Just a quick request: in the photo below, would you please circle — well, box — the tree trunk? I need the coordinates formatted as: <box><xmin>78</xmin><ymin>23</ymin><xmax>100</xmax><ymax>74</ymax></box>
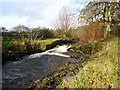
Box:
<box><xmin>104</xmin><ymin>2</ymin><xmax>111</xmax><ymax>38</ymax></box>
<box><xmin>105</xmin><ymin>22</ymin><xmax>111</xmax><ymax>38</ymax></box>
<box><xmin>104</xmin><ymin>2</ymin><xmax>114</xmax><ymax>38</ymax></box>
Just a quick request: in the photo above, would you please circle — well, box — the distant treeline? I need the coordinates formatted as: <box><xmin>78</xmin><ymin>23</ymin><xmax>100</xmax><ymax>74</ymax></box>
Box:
<box><xmin>2</xmin><ymin>26</ymin><xmax>55</xmax><ymax>40</ymax></box>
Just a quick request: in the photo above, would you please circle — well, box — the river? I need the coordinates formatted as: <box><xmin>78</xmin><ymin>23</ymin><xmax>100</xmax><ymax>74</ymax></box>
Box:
<box><xmin>2</xmin><ymin>45</ymin><xmax>80</xmax><ymax>88</ymax></box>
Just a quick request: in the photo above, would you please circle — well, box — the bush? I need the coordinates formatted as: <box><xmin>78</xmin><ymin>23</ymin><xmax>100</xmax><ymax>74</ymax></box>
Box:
<box><xmin>2</xmin><ymin>39</ymin><xmax>54</xmax><ymax>64</ymax></box>
<box><xmin>110</xmin><ymin>25</ymin><xmax>120</xmax><ymax>37</ymax></box>
<box><xmin>2</xmin><ymin>39</ymin><xmax>72</xmax><ymax>64</ymax></box>
<box><xmin>69</xmin><ymin>40</ymin><xmax>103</xmax><ymax>55</ymax></box>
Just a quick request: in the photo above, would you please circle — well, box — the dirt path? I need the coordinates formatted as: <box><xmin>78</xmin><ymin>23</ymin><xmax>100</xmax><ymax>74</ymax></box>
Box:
<box><xmin>2</xmin><ymin>45</ymin><xmax>80</xmax><ymax>88</ymax></box>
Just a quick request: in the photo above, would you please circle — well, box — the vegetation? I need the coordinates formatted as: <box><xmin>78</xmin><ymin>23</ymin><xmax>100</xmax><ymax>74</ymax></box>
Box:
<box><xmin>2</xmin><ymin>25</ymin><xmax>73</xmax><ymax>64</ymax></box>
<box><xmin>2</xmin><ymin>26</ymin><xmax>55</xmax><ymax>40</ymax></box>
<box><xmin>58</xmin><ymin>37</ymin><xmax>119</xmax><ymax>88</ymax></box>
<box><xmin>79</xmin><ymin>1</ymin><xmax>120</xmax><ymax>38</ymax></box>
<box><xmin>2</xmin><ymin>39</ymin><xmax>59</xmax><ymax>64</ymax></box>
<box><xmin>2</xmin><ymin>0</ymin><xmax>119</xmax><ymax>89</ymax></box>
<box><xmin>68</xmin><ymin>40</ymin><xmax>103</xmax><ymax>55</ymax></box>
<box><xmin>32</xmin><ymin>35</ymin><xmax>119</xmax><ymax>89</ymax></box>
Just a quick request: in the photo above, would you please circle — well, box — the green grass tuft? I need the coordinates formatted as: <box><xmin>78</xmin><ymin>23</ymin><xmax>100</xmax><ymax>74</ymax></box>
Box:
<box><xmin>58</xmin><ymin>37</ymin><xmax>119</xmax><ymax>88</ymax></box>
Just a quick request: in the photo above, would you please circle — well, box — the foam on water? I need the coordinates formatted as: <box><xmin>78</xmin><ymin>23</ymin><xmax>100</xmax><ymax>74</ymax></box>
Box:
<box><xmin>24</xmin><ymin>45</ymin><xmax>72</xmax><ymax>59</ymax></box>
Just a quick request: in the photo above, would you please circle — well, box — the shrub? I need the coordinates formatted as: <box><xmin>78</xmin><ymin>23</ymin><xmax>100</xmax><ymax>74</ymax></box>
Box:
<box><xmin>110</xmin><ymin>25</ymin><xmax>120</xmax><ymax>37</ymax></box>
<box><xmin>69</xmin><ymin>40</ymin><xmax>103</xmax><ymax>55</ymax></box>
<box><xmin>2</xmin><ymin>39</ymin><xmax>72</xmax><ymax>64</ymax></box>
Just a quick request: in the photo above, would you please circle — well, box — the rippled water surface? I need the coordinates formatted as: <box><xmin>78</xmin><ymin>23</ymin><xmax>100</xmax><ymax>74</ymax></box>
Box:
<box><xmin>2</xmin><ymin>45</ymin><xmax>80</xmax><ymax>88</ymax></box>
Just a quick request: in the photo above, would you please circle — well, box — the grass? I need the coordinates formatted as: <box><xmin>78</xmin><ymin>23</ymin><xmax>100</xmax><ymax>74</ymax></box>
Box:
<box><xmin>32</xmin><ymin>37</ymin><xmax>119</xmax><ymax>89</ymax></box>
<box><xmin>2</xmin><ymin>38</ymin><xmax>60</xmax><ymax>64</ymax></box>
<box><xmin>58</xmin><ymin>37</ymin><xmax>119</xmax><ymax>88</ymax></box>
<box><xmin>31</xmin><ymin>39</ymin><xmax>59</xmax><ymax>51</ymax></box>
<box><xmin>3</xmin><ymin>38</ymin><xmax>60</xmax><ymax>53</ymax></box>
<box><xmin>8</xmin><ymin>39</ymin><xmax>59</xmax><ymax>50</ymax></box>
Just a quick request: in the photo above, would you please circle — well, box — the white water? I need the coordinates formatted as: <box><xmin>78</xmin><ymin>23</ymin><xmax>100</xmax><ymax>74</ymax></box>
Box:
<box><xmin>24</xmin><ymin>45</ymin><xmax>72</xmax><ymax>59</ymax></box>
<box><xmin>3</xmin><ymin>44</ymin><xmax>81</xmax><ymax>88</ymax></box>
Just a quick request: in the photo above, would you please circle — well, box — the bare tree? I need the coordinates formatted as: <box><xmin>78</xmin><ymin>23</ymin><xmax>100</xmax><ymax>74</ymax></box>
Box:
<box><xmin>12</xmin><ymin>25</ymin><xmax>30</xmax><ymax>40</ymax></box>
<box><xmin>79</xmin><ymin>1</ymin><xmax>120</xmax><ymax>38</ymax></box>
<box><xmin>54</xmin><ymin>7</ymin><xmax>76</xmax><ymax>38</ymax></box>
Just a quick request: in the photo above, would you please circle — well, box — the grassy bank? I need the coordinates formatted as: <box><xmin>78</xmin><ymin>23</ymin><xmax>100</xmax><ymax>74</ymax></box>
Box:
<box><xmin>33</xmin><ymin>37</ymin><xmax>119</xmax><ymax>89</ymax></box>
<box><xmin>2</xmin><ymin>38</ymin><xmax>65</xmax><ymax>64</ymax></box>
<box><xmin>58</xmin><ymin>37</ymin><xmax>119</xmax><ymax>88</ymax></box>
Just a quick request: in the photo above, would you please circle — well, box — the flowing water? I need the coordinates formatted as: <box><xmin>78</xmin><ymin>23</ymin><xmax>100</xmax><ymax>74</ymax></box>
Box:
<box><xmin>2</xmin><ymin>45</ymin><xmax>80</xmax><ymax>88</ymax></box>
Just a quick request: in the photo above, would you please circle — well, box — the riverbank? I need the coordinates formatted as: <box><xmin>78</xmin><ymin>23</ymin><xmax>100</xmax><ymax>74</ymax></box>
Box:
<box><xmin>2</xmin><ymin>45</ymin><xmax>79</xmax><ymax>88</ymax></box>
<box><xmin>2</xmin><ymin>37</ymin><xmax>119</xmax><ymax>89</ymax></box>
<box><xmin>33</xmin><ymin>37</ymin><xmax>119</xmax><ymax>88</ymax></box>
<box><xmin>2</xmin><ymin>39</ymin><xmax>72</xmax><ymax>64</ymax></box>
<box><xmin>70</xmin><ymin>37</ymin><xmax>118</xmax><ymax>88</ymax></box>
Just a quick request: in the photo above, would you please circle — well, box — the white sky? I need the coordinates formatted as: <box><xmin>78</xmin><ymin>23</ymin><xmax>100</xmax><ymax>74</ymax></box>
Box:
<box><xmin>0</xmin><ymin>0</ymin><xmax>87</xmax><ymax>30</ymax></box>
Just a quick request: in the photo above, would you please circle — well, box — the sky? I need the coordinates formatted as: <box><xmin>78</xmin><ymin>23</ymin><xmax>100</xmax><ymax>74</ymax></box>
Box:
<box><xmin>0</xmin><ymin>0</ymin><xmax>88</xmax><ymax>30</ymax></box>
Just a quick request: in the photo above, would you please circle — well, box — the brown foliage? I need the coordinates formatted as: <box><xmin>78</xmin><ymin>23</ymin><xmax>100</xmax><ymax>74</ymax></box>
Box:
<box><xmin>85</xmin><ymin>19</ymin><xmax>105</xmax><ymax>43</ymax></box>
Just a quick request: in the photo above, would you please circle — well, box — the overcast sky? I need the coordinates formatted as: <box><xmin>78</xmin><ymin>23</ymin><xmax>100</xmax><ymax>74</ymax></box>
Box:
<box><xmin>0</xmin><ymin>0</ymin><xmax>88</xmax><ymax>30</ymax></box>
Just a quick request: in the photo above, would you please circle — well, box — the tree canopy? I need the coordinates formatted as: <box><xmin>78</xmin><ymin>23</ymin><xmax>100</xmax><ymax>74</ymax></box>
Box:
<box><xmin>79</xmin><ymin>1</ymin><xmax>120</xmax><ymax>38</ymax></box>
